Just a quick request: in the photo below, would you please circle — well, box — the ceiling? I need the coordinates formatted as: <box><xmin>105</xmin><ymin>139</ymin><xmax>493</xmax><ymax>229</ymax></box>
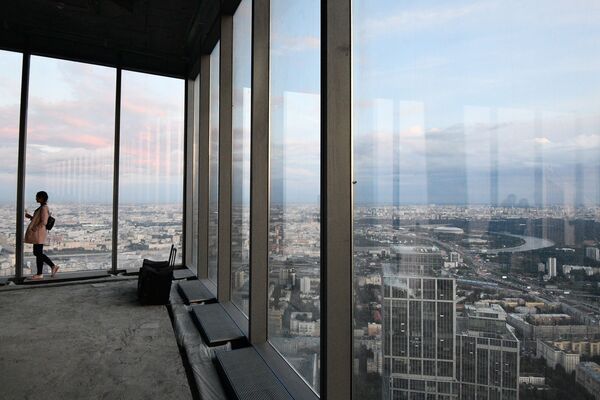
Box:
<box><xmin>0</xmin><ymin>0</ymin><xmax>227</xmax><ymax>78</ymax></box>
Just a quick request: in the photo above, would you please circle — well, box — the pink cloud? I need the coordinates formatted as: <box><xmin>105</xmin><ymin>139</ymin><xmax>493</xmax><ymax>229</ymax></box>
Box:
<box><xmin>60</xmin><ymin>115</ymin><xmax>93</xmax><ymax>129</ymax></box>
<box><xmin>121</xmin><ymin>99</ymin><xmax>167</xmax><ymax>117</ymax></box>
<box><xmin>63</xmin><ymin>133</ymin><xmax>111</xmax><ymax>148</ymax></box>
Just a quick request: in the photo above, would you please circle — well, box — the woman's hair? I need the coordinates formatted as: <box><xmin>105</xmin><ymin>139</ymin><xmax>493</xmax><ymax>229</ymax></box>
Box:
<box><xmin>36</xmin><ymin>191</ymin><xmax>48</xmax><ymax>204</ymax></box>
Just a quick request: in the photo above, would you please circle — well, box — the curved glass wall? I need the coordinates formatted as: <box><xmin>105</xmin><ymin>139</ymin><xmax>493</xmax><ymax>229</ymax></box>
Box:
<box><xmin>352</xmin><ymin>2</ymin><xmax>600</xmax><ymax>399</ymax></box>
<box><xmin>208</xmin><ymin>42</ymin><xmax>220</xmax><ymax>284</ymax></box>
<box><xmin>25</xmin><ymin>56</ymin><xmax>115</xmax><ymax>273</ymax></box>
<box><xmin>231</xmin><ymin>0</ymin><xmax>252</xmax><ymax>315</ymax></box>
<box><xmin>119</xmin><ymin>71</ymin><xmax>184</xmax><ymax>269</ymax></box>
<box><xmin>0</xmin><ymin>50</ymin><xmax>22</xmax><ymax>277</ymax></box>
<box><xmin>269</xmin><ymin>0</ymin><xmax>321</xmax><ymax>392</ymax></box>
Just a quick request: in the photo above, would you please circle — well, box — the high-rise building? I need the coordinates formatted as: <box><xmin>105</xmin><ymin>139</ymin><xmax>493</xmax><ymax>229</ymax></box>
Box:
<box><xmin>384</xmin><ymin>277</ymin><xmax>520</xmax><ymax>400</ymax></box>
<box><xmin>586</xmin><ymin>247</ymin><xmax>600</xmax><ymax>262</ymax></box>
<box><xmin>577</xmin><ymin>362</ymin><xmax>600</xmax><ymax>400</ymax></box>
<box><xmin>383</xmin><ymin>276</ymin><xmax>456</xmax><ymax>399</ymax></box>
<box><xmin>234</xmin><ymin>270</ymin><xmax>246</xmax><ymax>289</ymax></box>
<box><xmin>456</xmin><ymin>304</ymin><xmax>520</xmax><ymax>400</ymax></box>
<box><xmin>547</xmin><ymin>257</ymin><xmax>557</xmax><ymax>277</ymax></box>
<box><xmin>300</xmin><ymin>276</ymin><xmax>311</xmax><ymax>294</ymax></box>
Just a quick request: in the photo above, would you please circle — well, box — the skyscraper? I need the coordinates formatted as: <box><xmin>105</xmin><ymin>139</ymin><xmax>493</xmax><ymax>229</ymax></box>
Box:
<box><xmin>383</xmin><ymin>273</ymin><xmax>456</xmax><ymax>399</ymax></box>
<box><xmin>547</xmin><ymin>257</ymin><xmax>557</xmax><ymax>278</ymax></box>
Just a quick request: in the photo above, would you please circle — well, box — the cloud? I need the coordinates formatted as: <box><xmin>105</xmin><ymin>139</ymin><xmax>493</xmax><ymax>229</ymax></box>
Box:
<box><xmin>574</xmin><ymin>134</ymin><xmax>600</xmax><ymax>149</ymax></box>
<box><xmin>361</xmin><ymin>1</ymin><xmax>494</xmax><ymax>40</ymax></box>
<box><xmin>534</xmin><ymin>137</ymin><xmax>551</xmax><ymax>145</ymax></box>
<box><xmin>271</xmin><ymin>35</ymin><xmax>320</xmax><ymax>54</ymax></box>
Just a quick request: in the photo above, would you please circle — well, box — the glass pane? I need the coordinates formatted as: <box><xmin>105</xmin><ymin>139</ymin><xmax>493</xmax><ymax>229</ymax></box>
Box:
<box><xmin>208</xmin><ymin>42</ymin><xmax>220</xmax><ymax>284</ymax></box>
<box><xmin>0</xmin><ymin>50</ymin><xmax>21</xmax><ymax>277</ymax></box>
<box><xmin>269</xmin><ymin>0</ymin><xmax>321</xmax><ymax>392</ymax></box>
<box><xmin>119</xmin><ymin>71</ymin><xmax>184</xmax><ymax>269</ymax></box>
<box><xmin>25</xmin><ymin>56</ymin><xmax>114</xmax><ymax>274</ymax></box>
<box><xmin>231</xmin><ymin>0</ymin><xmax>252</xmax><ymax>316</ymax></box>
<box><xmin>352</xmin><ymin>1</ymin><xmax>600</xmax><ymax>399</ymax></box>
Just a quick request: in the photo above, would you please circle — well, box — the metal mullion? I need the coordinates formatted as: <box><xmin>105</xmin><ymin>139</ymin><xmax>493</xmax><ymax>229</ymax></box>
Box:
<box><xmin>198</xmin><ymin>55</ymin><xmax>211</xmax><ymax>280</ymax></box>
<box><xmin>321</xmin><ymin>0</ymin><xmax>353</xmax><ymax>399</ymax></box>
<box><xmin>111</xmin><ymin>68</ymin><xmax>121</xmax><ymax>274</ymax></box>
<box><xmin>184</xmin><ymin>77</ymin><xmax>195</xmax><ymax>269</ymax></box>
<box><xmin>249</xmin><ymin>0</ymin><xmax>270</xmax><ymax>345</ymax></box>
<box><xmin>15</xmin><ymin>53</ymin><xmax>30</xmax><ymax>281</ymax></box>
<box><xmin>218</xmin><ymin>14</ymin><xmax>234</xmax><ymax>302</ymax></box>
<box><xmin>194</xmin><ymin>75</ymin><xmax>201</xmax><ymax>275</ymax></box>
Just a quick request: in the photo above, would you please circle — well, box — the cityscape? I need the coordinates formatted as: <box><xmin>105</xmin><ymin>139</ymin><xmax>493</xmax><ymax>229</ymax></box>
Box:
<box><xmin>0</xmin><ymin>203</ymin><xmax>182</xmax><ymax>277</ymax></box>
<box><xmin>4</xmin><ymin>199</ymin><xmax>600</xmax><ymax>398</ymax></box>
<box><xmin>234</xmin><ymin>203</ymin><xmax>600</xmax><ymax>399</ymax></box>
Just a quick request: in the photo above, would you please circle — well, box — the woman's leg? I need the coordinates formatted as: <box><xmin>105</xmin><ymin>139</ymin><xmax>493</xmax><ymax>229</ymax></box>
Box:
<box><xmin>33</xmin><ymin>244</ymin><xmax>44</xmax><ymax>275</ymax></box>
<box><xmin>37</xmin><ymin>245</ymin><xmax>59</xmax><ymax>276</ymax></box>
<box><xmin>40</xmin><ymin>248</ymin><xmax>55</xmax><ymax>268</ymax></box>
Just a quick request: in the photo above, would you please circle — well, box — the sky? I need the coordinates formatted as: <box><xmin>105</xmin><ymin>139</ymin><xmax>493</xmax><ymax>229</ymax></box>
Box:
<box><xmin>2</xmin><ymin>0</ymin><xmax>600</xmax><ymax>206</ymax></box>
<box><xmin>0</xmin><ymin>52</ymin><xmax>184</xmax><ymax>205</ymax></box>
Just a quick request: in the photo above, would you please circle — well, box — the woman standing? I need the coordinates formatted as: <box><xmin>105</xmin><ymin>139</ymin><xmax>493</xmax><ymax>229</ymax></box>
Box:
<box><xmin>24</xmin><ymin>191</ymin><xmax>59</xmax><ymax>280</ymax></box>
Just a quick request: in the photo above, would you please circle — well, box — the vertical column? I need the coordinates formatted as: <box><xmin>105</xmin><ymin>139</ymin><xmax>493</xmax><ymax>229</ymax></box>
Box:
<box><xmin>184</xmin><ymin>77</ymin><xmax>196</xmax><ymax>268</ymax></box>
<box><xmin>218</xmin><ymin>14</ymin><xmax>234</xmax><ymax>301</ymax></box>
<box><xmin>321</xmin><ymin>0</ymin><xmax>353</xmax><ymax>398</ymax></box>
<box><xmin>193</xmin><ymin>76</ymin><xmax>201</xmax><ymax>274</ymax></box>
<box><xmin>15</xmin><ymin>53</ymin><xmax>30</xmax><ymax>280</ymax></box>
<box><xmin>198</xmin><ymin>55</ymin><xmax>211</xmax><ymax>279</ymax></box>
<box><xmin>111</xmin><ymin>68</ymin><xmax>121</xmax><ymax>274</ymax></box>
<box><xmin>249</xmin><ymin>0</ymin><xmax>270</xmax><ymax>344</ymax></box>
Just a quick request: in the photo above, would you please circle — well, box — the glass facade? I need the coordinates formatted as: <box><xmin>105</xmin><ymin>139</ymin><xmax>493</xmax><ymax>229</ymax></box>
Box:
<box><xmin>353</xmin><ymin>1</ymin><xmax>600</xmax><ymax>399</ymax></box>
<box><xmin>25</xmin><ymin>56</ymin><xmax>115</xmax><ymax>273</ymax></box>
<box><xmin>268</xmin><ymin>0</ymin><xmax>321</xmax><ymax>392</ymax></box>
<box><xmin>208</xmin><ymin>42</ymin><xmax>220</xmax><ymax>284</ymax></box>
<box><xmin>6</xmin><ymin>2</ymin><xmax>600</xmax><ymax>398</ymax></box>
<box><xmin>231</xmin><ymin>0</ymin><xmax>252</xmax><ymax>315</ymax></box>
<box><xmin>119</xmin><ymin>71</ymin><xmax>184</xmax><ymax>269</ymax></box>
<box><xmin>0</xmin><ymin>50</ymin><xmax>21</xmax><ymax>277</ymax></box>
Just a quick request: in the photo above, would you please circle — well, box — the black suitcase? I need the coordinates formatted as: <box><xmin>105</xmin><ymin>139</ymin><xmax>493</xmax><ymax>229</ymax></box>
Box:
<box><xmin>137</xmin><ymin>245</ymin><xmax>176</xmax><ymax>305</ymax></box>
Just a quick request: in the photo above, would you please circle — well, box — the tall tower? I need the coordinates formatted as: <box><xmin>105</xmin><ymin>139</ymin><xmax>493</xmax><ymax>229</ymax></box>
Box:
<box><xmin>383</xmin><ymin>245</ymin><xmax>457</xmax><ymax>399</ymax></box>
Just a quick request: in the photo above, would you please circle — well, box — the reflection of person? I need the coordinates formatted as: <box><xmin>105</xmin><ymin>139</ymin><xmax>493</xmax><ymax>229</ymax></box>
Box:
<box><xmin>24</xmin><ymin>191</ymin><xmax>59</xmax><ymax>280</ymax></box>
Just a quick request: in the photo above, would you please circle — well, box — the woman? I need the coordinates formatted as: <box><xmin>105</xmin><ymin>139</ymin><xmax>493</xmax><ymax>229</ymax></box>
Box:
<box><xmin>24</xmin><ymin>191</ymin><xmax>59</xmax><ymax>280</ymax></box>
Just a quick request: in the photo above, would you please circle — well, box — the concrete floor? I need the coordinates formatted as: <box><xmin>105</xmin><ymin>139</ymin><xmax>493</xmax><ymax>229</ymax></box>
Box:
<box><xmin>0</xmin><ymin>280</ymin><xmax>193</xmax><ymax>400</ymax></box>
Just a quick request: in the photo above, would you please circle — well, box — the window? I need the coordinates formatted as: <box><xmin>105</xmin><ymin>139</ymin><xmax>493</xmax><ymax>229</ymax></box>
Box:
<box><xmin>269</xmin><ymin>0</ymin><xmax>321</xmax><ymax>392</ymax></box>
<box><xmin>231</xmin><ymin>0</ymin><xmax>252</xmax><ymax>315</ymax></box>
<box><xmin>352</xmin><ymin>1</ymin><xmax>600</xmax><ymax>399</ymax></box>
<box><xmin>208</xmin><ymin>42</ymin><xmax>220</xmax><ymax>284</ymax></box>
<box><xmin>0</xmin><ymin>50</ymin><xmax>21</xmax><ymax>277</ymax></box>
<box><xmin>119</xmin><ymin>71</ymin><xmax>184</xmax><ymax>269</ymax></box>
<box><xmin>25</xmin><ymin>56</ymin><xmax>115</xmax><ymax>273</ymax></box>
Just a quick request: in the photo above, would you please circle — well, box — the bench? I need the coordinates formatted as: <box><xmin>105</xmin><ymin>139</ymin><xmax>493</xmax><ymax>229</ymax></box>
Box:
<box><xmin>215</xmin><ymin>347</ymin><xmax>293</xmax><ymax>400</ymax></box>
<box><xmin>173</xmin><ymin>267</ymin><xmax>196</xmax><ymax>280</ymax></box>
<box><xmin>190</xmin><ymin>303</ymin><xmax>246</xmax><ymax>348</ymax></box>
<box><xmin>177</xmin><ymin>280</ymin><xmax>216</xmax><ymax>304</ymax></box>
<box><xmin>169</xmin><ymin>287</ymin><xmax>228</xmax><ymax>400</ymax></box>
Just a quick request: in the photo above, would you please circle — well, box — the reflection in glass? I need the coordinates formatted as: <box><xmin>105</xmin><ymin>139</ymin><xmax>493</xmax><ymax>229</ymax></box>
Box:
<box><xmin>119</xmin><ymin>71</ymin><xmax>184</xmax><ymax>269</ymax></box>
<box><xmin>0</xmin><ymin>50</ymin><xmax>21</xmax><ymax>276</ymax></box>
<box><xmin>268</xmin><ymin>0</ymin><xmax>321</xmax><ymax>392</ymax></box>
<box><xmin>353</xmin><ymin>1</ymin><xmax>600</xmax><ymax>399</ymax></box>
<box><xmin>208</xmin><ymin>42</ymin><xmax>220</xmax><ymax>284</ymax></box>
<box><xmin>231</xmin><ymin>0</ymin><xmax>252</xmax><ymax>315</ymax></box>
<box><xmin>25</xmin><ymin>56</ymin><xmax>115</xmax><ymax>273</ymax></box>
